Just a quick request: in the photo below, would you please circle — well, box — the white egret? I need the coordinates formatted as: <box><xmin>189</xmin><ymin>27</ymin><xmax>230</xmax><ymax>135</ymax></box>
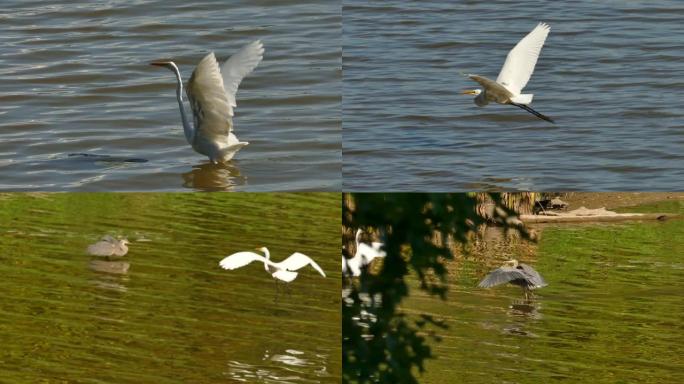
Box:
<box><xmin>461</xmin><ymin>23</ymin><xmax>554</xmax><ymax>123</ymax></box>
<box><xmin>218</xmin><ymin>247</ymin><xmax>326</xmax><ymax>283</ymax></box>
<box><xmin>151</xmin><ymin>40</ymin><xmax>264</xmax><ymax>163</ymax></box>
<box><xmin>342</xmin><ymin>229</ymin><xmax>386</xmax><ymax>277</ymax></box>
<box><xmin>87</xmin><ymin>235</ymin><xmax>129</xmax><ymax>257</ymax></box>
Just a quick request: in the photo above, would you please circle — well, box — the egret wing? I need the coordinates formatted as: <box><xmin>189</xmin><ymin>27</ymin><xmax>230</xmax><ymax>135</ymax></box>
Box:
<box><xmin>188</xmin><ymin>52</ymin><xmax>234</xmax><ymax>140</ymax></box>
<box><xmin>496</xmin><ymin>22</ymin><xmax>550</xmax><ymax>95</ymax></box>
<box><xmin>272</xmin><ymin>269</ymin><xmax>298</xmax><ymax>283</ymax></box>
<box><xmin>357</xmin><ymin>242</ymin><xmax>386</xmax><ymax>264</ymax></box>
<box><xmin>478</xmin><ymin>266</ymin><xmax>526</xmax><ymax>288</ymax></box>
<box><xmin>281</xmin><ymin>252</ymin><xmax>326</xmax><ymax>277</ymax></box>
<box><xmin>219</xmin><ymin>251</ymin><xmax>268</xmax><ymax>270</ymax></box>
<box><xmin>220</xmin><ymin>40</ymin><xmax>264</xmax><ymax>117</ymax></box>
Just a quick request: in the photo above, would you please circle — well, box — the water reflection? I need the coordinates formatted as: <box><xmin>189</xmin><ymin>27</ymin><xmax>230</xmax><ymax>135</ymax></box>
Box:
<box><xmin>181</xmin><ymin>162</ymin><xmax>246</xmax><ymax>191</ymax></box>
<box><xmin>227</xmin><ymin>348</ymin><xmax>329</xmax><ymax>384</ymax></box>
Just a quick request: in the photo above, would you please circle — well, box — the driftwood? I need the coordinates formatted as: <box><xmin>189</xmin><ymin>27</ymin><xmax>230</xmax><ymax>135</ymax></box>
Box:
<box><xmin>520</xmin><ymin>207</ymin><xmax>676</xmax><ymax>224</ymax></box>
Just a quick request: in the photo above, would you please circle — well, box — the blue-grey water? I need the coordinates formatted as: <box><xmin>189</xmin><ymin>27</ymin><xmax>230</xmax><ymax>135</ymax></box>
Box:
<box><xmin>343</xmin><ymin>0</ymin><xmax>684</xmax><ymax>191</ymax></box>
<box><xmin>0</xmin><ymin>0</ymin><xmax>340</xmax><ymax>191</ymax></box>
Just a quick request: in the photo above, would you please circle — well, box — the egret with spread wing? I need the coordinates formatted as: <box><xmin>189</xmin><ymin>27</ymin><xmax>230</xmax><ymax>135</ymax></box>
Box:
<box><xmin>478</xmin><ymin>259</ymin><xmax>547</xmax><ymax>300</ymax></box>
<box><xmin>219</xmin><ymin>247</ymin><xmax>326</xmax><ymax>283</ymax></box>
<box><xmin>151</xmin><ymin>40</ymin><xmax>264</xmax><ymax>163</ymax></box>
<box><xmin>342</xmin><ymin>229</ymin><xmax>386</xmax><ymax>277</ymax></box>
<box><xmin>461</xmin><ymin>23</ymin><xmax>554</xmax><ymax>123</ymax></box>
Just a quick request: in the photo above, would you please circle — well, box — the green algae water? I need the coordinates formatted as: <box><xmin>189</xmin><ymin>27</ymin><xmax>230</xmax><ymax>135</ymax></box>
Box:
<box><xmin>403</xmin><ymin>200</ymin><xmax>684</xmax><ymax>383</ymax></box>
<box><xmin>0</xmin><ymin>193</ymin><xmax>340</xmax><ymax>383</ymax></box>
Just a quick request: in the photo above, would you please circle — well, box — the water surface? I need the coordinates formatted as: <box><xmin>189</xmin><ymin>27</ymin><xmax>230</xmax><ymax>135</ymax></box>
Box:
<box><xmin>402</xmin><ymin>201</ymin><xmax>684</xmax><ymax>382</ymax></box>
<box><xmin>343</xmin><ymin>0</ymin><xmax>684</xmax><ymax>190</ymax></box>
<box><xmin>0</xmin><ymin>193</ymin><xmax>341</xmax><ymax>383</ymax></box>
<box><xmin>0</xmin><ymin>0</ymin><xmax>341</xmax><ymax>191</ymax></box>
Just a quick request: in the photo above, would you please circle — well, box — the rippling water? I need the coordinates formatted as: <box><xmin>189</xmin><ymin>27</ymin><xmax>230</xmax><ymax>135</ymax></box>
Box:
<box><xmin>0</xmin><ymin>193</ymin><xmax>341</xmax><ymax>382</ymax></box>
<box><xmin>401</xmin><ymin>201</ymin><xmax>684</xmax><ymax>383</ymax></box>
<box><xmin>0</xmin><ymin>0</ymin><xmax>341</xmax><ymax>191</ymax></box>
<box><xmin>343</xmin><ymin>0</ymin><xmax>684</xmax><ymax>191</ymax></box>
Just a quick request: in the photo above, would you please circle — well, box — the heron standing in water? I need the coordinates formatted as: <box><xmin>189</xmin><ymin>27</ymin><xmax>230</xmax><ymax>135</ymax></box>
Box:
<box><xmin>150</xmin><ymin>40</ymin><xmax>264</xmax><ymax>163</ymax></box>
<box><xmin>87</xmin><ymin>235</ymin><xmax>129</xmax><ymax>257</ymax></box>
<box><xmin>478</xmin><ymin>259</ymin><xmax>547</xmax><ymax>300</ymax></box>
<box><xmin>461</xmin><ymin>22</ymin><xmax>554</xmax><ymax>123</ymax></box>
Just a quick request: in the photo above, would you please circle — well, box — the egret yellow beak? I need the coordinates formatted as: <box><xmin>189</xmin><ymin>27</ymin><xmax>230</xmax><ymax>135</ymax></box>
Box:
<box><xmin>461</xmin><ymin>89</ymin><xmax>478</xmax><ymax>95</ymax></box>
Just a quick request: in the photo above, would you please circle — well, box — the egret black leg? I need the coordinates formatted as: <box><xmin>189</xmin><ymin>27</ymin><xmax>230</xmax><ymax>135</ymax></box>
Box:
<box><xmin>509</xmin><ymin>102</ymin><xmax>555</xmax><ymax>123</ymax></box>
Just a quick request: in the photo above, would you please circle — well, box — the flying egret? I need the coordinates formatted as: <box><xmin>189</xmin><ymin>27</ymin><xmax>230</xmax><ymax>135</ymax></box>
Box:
<box><xmin>342</xmin><ymin>229</ymin><xmax>386</xmax><ymax>277</ymax></box>
<box><xmin>478</xmin><ymin>259</ymin><xmax>547</xmax><ymax>300</ymax></box>
<box><xmin>87</xmin><ymin>235</ymin><xmax>129</xmax><ymax>257</ymax></box>
<box><xmin>218</xmin><ymin>247</ymin><xmax>326</xmax><ymax>283</ymax></box>
<box><xmin>461</xmin><ymin>23</ymin><xmax>554</xmax><ymax>123</ymax></box>
<box><xmin>150</xmin><ymin>40</ymin><xmax>264</xmax><ymax>163</ymax></box>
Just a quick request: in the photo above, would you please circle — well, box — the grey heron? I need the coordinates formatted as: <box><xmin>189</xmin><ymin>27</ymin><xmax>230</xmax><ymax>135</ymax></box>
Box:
<box><xmin>478</xmin><ymin>259</ymin><xmax>547</xmax><ymax>299</ymax></box>
<box><xmin>342</xmin><ymin>229</ymin><xmax>386</xmax><ymax>277</ymax></box>
<box><xmin>219</xmin><ymin>247</ymin><xmax>326</xmax><ymax>283</ymax></box>
<box><xmin>461</xmin><ymin>23</ymin><xmax>554</xmax><ymax>123</ymax></box>
<box><xmin>87</xmin><ymin>235</ymin><xmax>129</xmax><ymax>257</ymax></box>
<box><xmin>151</xmin><ymin>40</ymin><xmax>264</xmax><ymax>163</ymax></box>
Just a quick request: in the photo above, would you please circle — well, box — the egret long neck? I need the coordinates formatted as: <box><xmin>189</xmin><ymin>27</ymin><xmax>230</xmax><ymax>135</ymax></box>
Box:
<box><xmin>170</xmin><ymin>64</ymin><xmax>195</xmax><ymax>145</ymax></box>
<box><xmin>263</xmin><ymin>248</ymin><xmax>271</xmax><ymax>272</ymax></box>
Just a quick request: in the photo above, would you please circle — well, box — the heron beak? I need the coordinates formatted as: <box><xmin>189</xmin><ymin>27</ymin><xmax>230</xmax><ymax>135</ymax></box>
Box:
<box><xmin>461</xmin><ymin>89</ymin><xmax>478</xmax><ymax>95</ymax></box>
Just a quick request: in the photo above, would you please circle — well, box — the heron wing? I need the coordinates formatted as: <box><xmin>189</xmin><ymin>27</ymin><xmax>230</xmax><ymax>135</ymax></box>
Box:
<box><xmin>188</xmin><ymin>52</ymin><xmax>234</xmax><ymax>139</ymax></box>
<box><xmin>218</xmin><ymin>251</ymin><xmax>268</xmax><ymax>270</ymax></box>
<box><xmin>478</xmin><ymin>266</ymin><xmax>526</xmax><ymax>288</ymax></box>
<box><xmin>280</xmin><ymin>252</ymin><xmax>326</xmax><ymax>277</ymax></box>
<box><xmin>220</xmin><ymin>40</ymin><xmax>264</xmax><ymax>117</ymax></box>
<box><xmin>518</xmin><ymin>263</ymin><xmax>547</xmax><ymax>288</ymax></box>
<box><xmin>496</xmin><ymin>22</ymin><xmax>550</xmax><ymax>95</ymax></box>
<box><xmin>87</xmin><ymin>241</ymin><xmax>115</xmax><ymax>256</ymax></box>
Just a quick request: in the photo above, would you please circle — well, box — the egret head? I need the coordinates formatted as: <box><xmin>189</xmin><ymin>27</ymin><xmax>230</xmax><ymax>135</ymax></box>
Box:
<box><xmin>120</xmin><ymin>239</ymin><xmax>130</xmax><ymax>246</ymax></box>
<box><xmin>255</xmin><ymin>246</ymin><xmax>269</xmax><ymax>258</ymax></box>
<box><xmin>461</xmin><ymin>89</ymin><xmax>482</xmax><ymax>96</ymax></box>
<box><xmin>149</xmin><ymin>60</ymin><xmax>179</xmax><ymax>73</ymax></box>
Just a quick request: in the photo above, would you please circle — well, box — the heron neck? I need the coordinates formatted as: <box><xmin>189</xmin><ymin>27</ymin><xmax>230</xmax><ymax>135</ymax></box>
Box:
<box><xmin>171</xmin><ymin>66</ymin><xmax>195</xmax><ymax>145</ymax></box>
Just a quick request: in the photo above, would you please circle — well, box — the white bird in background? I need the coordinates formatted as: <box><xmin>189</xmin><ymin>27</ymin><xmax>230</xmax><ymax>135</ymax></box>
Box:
<box><xmin>342</xmin><ymin>229</ymin><xmax>386</xmax><ymax>277</ymax></box>
<box><xmin>461</xmin><ymin>22</ymin><xmax>554</xmax><ymax>123</ymax></box>
<box><xmin>150</xmin><ymin>40</ymin><xmax>264</xmax><ymax>163</ymax></box>
<box><xmin>219</xmin><ymin>247</ymin><xmax>326</xmax><ymax>283</ymax></box>
<box><xmin>87</xmin><ymin>235</ymin><xmax>130</xmax><ymax>257</ymax></box>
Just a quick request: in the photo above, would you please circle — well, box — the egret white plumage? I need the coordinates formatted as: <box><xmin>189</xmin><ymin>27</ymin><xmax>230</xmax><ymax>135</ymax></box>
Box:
<box><xmin>87</xmin><ymin>235</ymin><xmax>129</xmax><ymax>257</ymax></box>
<box><xmin>478</xmin><ymin>259</ymin><xmax>547</xmax><ymax>300</ymax></box>
<box><xmin>219</xmin><ymin>247</ymin><xmax>326</xmax><ymax>283</ymax></box>
<box><xmin>461</xmin><ymin>23</ymin><xmax>554</xmax><ymax>123</ymax></box>
<box><xmin>151</xmin><ymin>40</ymin><xmax>264</xmax><ymax>163</ymax></box>
<box><xmin>342</xmin><ymin>229</ymin><xmax>386</xmax><ymax>277</ymax></box>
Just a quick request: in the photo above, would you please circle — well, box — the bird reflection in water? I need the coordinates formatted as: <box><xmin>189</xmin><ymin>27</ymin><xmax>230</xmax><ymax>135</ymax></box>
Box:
<box><xmin>87</xmin><ymin>235</ymin><xmax>131</xmax><ymax>292</ymax></box>
<box><xmin>226</xmin><ymin>348</ymin><xmax>328</xmax><ymax>383</ymax></box>
<box><xmin>181</xmin><ymin>162</ymin><xmax>246</xmax><ymax>191</ymax></box>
